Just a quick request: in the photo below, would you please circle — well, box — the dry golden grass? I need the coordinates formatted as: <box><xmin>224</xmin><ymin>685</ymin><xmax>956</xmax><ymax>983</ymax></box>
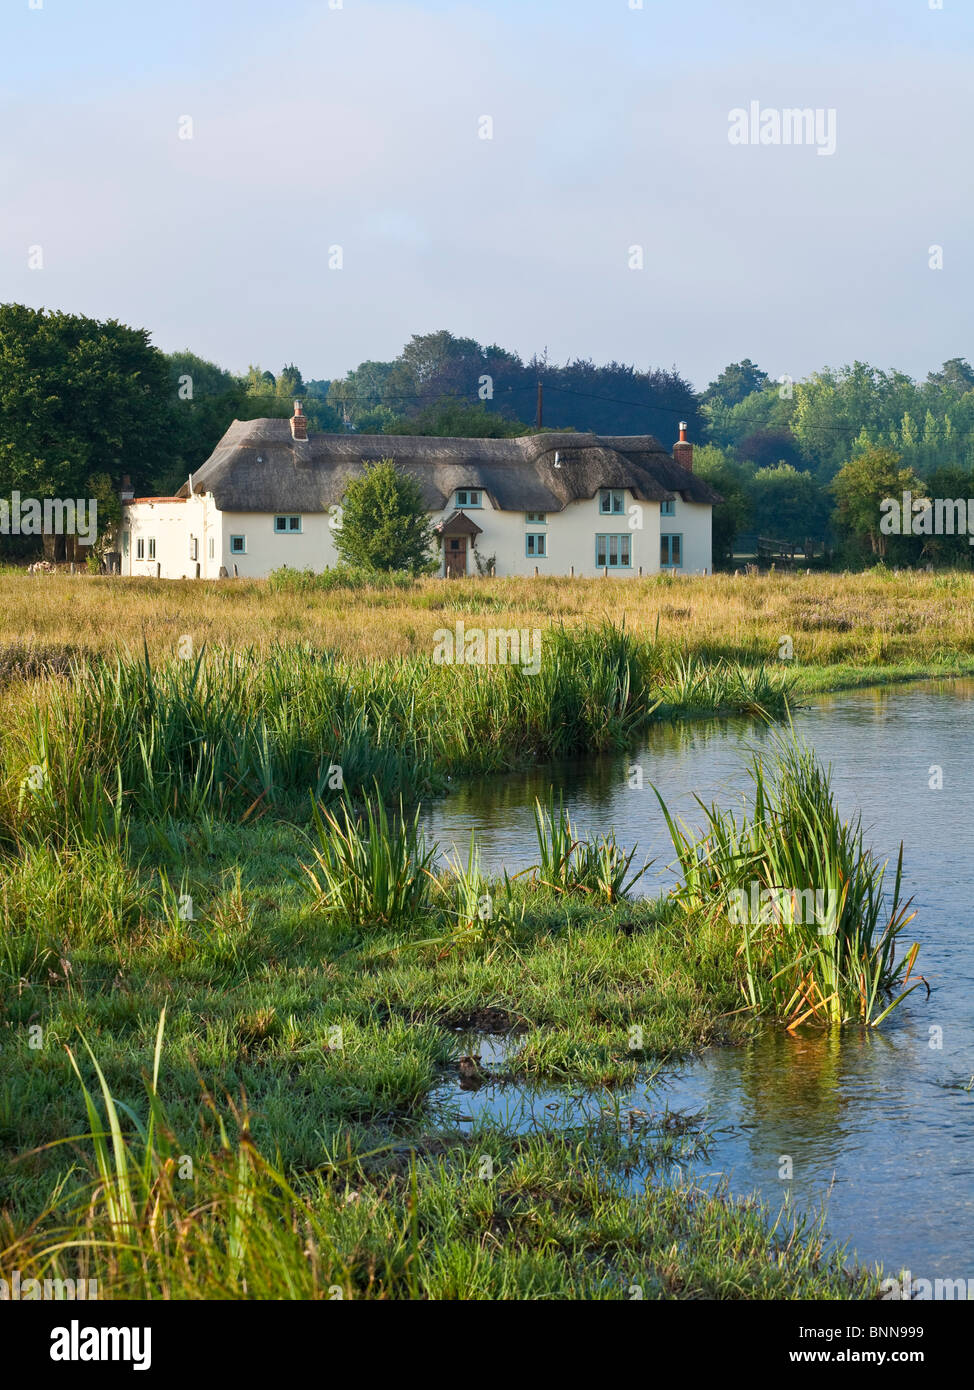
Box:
<box><xmin>3</xmin><ymin>568</ymin><xmax>974</xmax><ymax>678</ymax></box>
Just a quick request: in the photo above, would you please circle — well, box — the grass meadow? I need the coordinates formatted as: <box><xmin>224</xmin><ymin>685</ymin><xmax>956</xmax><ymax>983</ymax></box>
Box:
<box><xmin>0</xmin><ymin>566</ymin><xmax>956</xmax><ymax>1299</ymax></box>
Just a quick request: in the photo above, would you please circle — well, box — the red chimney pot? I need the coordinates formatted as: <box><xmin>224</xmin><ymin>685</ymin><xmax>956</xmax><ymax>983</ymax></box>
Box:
<box><xmin>673</xmin><ymin>422</ymin><xmax>693</xmax><ymax>471</ymax></box>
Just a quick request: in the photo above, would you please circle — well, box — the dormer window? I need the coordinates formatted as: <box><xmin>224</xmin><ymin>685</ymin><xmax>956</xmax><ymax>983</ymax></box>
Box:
<box><xmin>661</xmin><ymin>499</ymin><xmax>676</xmax><ymax>516</ymax></box>
<box><xmin>599</xmin><ymin>489</ymin><xmax>625</xmax><ymax>515</ymax></box>
<box><xmin>455</xmin><ymin>489</ymin><xmax>482</xmax><ymax>509</ymax></box>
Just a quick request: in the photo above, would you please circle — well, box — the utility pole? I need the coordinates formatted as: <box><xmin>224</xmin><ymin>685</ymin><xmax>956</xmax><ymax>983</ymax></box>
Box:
<box><xmin>536</xmin><ymin>380</ymin><xmax>543</xmax><ymax>429</ymax></box>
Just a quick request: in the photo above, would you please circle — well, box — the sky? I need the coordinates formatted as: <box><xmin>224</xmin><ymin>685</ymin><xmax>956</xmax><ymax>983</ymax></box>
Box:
<box><xmin>1</xmin><ymin>0</ymin><xmax>973</xmax><ymax>391</ymax></box>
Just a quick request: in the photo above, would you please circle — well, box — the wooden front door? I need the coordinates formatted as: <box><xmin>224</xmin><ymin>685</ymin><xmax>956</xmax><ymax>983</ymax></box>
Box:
<box><xmin>444</xmin><ymin>536</ymin><xmax>467</xmax><ymax>577</ymax></box>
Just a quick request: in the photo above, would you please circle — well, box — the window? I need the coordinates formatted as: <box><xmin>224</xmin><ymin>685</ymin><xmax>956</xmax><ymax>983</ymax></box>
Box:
<box><xmin>595</xmin><ymin>534</ymin><xmax>631</xmax><ymax>568</ymax></box>
<box><xmin>455</xmin><ymin>489</ymin><xmax>482</xmax><ymax>508</ymax></box>
<box><xmin>661</xmin><ymin>499</ymin><xmax>676</xmax><ymax>516</ymax></box>
<box><xmin>122</xmin><ymin>532</ymin><xmax>130</xmax><ymax>555</ymax></box>
<box><xmin>208</xmin><ymin>537</ymin><xmax>215</xmax><ymax>560</ymax></box>
<box><xmin>230</xmin><ymin>535</ymin><xmax>246</xmax><ymax>555</ymax></box>
<box><xmin>148</xmin><ymin>538</ymin><xmax>156</xmax><ymax>561</ymax></box>
<box><xmin>274</xmin><ymin>515</ymin><xmax>302</xmax><ymax>533</ymax></box>
<box><xmin>660</xmin><ymin>534</ymin><xmax>682</xmax><ymax>568</ymax></box>
<box><xmin>189</xmin><ymin>536</ymin><xmax>198</xmax><ymax>562</ymax></box>
<box><xmin>526</xmin><ymin>533</ymin><xmax>547</xmax><ymax>558</ymax></box>
<box><xmin>599</xmin><ymin>489</ymin><xmax>625</xmax><ymax>516</ymax></box>
<box><xmin>136</xmin><ymin>537</ymin><xmax>144</xmax><ymax>560</ymax></box>
<box><xmin>525</xmin><ymin>511</ymin><xmax>547</xmax><ymax>524</ymax></box>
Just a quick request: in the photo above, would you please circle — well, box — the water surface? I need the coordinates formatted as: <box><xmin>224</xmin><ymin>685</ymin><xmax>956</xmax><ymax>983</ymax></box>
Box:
<box><xmin>422</xmin><ymin>679</ymin><xmax>974</xmax><ymax>1280</ymax></box>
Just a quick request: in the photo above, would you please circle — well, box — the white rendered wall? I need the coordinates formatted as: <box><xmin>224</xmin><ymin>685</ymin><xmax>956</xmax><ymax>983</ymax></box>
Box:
<box><xmin>122</xmin><ymin>487</ymin><xmax>712</xmax><ymax>579</ymax></box>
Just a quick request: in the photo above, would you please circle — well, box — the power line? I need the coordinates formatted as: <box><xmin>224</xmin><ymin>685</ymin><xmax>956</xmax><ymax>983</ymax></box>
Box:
<box><xmin>241</xmin><ymin>381</ymin><xmax>963</xmax><ymax>439</ymax></box>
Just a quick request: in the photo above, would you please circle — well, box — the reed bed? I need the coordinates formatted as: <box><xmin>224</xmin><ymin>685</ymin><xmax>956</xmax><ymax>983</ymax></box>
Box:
<box><xmin>0</xmin><ymin>625</ymin><xmax>791</xmax><ymax>840</ymax></box>
<box><xmin>656</xmin><ymin>732</ymin><xmax>923</xmax><ymax>1027</ymax></box>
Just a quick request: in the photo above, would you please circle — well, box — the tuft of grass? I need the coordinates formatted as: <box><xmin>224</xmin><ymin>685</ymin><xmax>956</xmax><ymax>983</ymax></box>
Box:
<box><xmin>302</xmin><ymin>790</ymin><xmax>436</xmax><ymax>931</ymax></box>
<box><xmin>532</xmin><ymin>792</ymin><xmax>651</xmax><ymax>904</ymax></box>
<box><xmin>655</xmin><ymin>729</ymin><xmax>923</xmax><ymax>1027</ymax></box>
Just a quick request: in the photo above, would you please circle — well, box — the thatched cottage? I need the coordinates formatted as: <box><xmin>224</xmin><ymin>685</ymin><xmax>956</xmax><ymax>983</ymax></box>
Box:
<box><xmin>120</xmin><ymin>405</ymin><xmax>718</xmax><ymax>579</ymax></box>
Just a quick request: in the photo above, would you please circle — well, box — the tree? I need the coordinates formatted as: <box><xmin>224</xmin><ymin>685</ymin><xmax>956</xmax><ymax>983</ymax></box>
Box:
<box><xmin>386</xmin><ymin>398</ymin><xmax>528</xmax><ymax>438</ymax></box>
<box><xmin>702</xmin><ymin>359</ymin><xmax>769</xmax><ymax>409</ymax></box>
<box><xmin>748</xmin><ymin>464</ymin><xmax>830</xmax><ymax>554</ymax></box>
<box><xmin>0</xmin><ymin>302</ymin><xmax>170</xmax><ymax>507</ymax></box>
<box><xmin>694</xmin><ymin>444</ymin><xmax>749</xmax><ymax>567</ymax></box>
<box><xmin>334</xmin><ymin>459</ymin><xmax>437</xmax><ymax>574</ymax></box>
<box><xmin>276</xmin><ymin>362</ymin><xmax>305</xmax><ymax>399</ymax></box>
<box><xmin>927</xmin><ymin>358</ymin><xmax>974</xmax><ymax>393</ymax></box>
<box><xmin>737</xmin><ymin>426</ymin><xmax>804</xmax><ymax>471</ymax></box>
<box><xmin>831</xmin><ymin>447</ymin><xmax>920</xmax><ymax>557</ymax></box>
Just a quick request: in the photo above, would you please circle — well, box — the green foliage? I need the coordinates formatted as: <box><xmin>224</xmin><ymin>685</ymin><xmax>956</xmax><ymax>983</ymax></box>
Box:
<box><xmin>749</xmin><ymin>463</ymin><xmax>831</xmax><ymax>550</ymax></box>
<box><xmin>334</xmin><ymin>458</ymin><xmax>438</xmax><ymax>574</ymax></box>
<box><xmin>702</xmin><ymin>358</ymin><xmax>770</xmax><ymax>408</ymax></box>
<box><xmin>831</xmin><ymin>446</ymin><xmax>921</xmax><ymax>557</ymax></box>
<box><xmin>0</xmin><ymin>303</ymin><xmax>170</xmax><ymax>501</ymax></box>
<box><xmin>3</xmin><ymin>628</ymin><xmax>792</xmax><ymax>844</ymax></box>
<box><xmin>303</xmin><ymin>791</ymin><xmax>435</xmax><ymax>930</ymax></box>
<box><xmin>656</xmin><ymin>731</ymin><xmax>922</xmax><ymax>1026</ymax></box>
<box><xmin>693</xmin><ymin>444</ymin><xmax>750</xmax><ymax>564</ymax></box>
<box><xmin>266</xmin><ymin>564</ymin><xmax>415</xmax><ymax>593</ymax></box>
<box><xmin>532</xmin><ymin>793</ymin><xmax>650</xmax><ymax>903</ymax></box>
<box><xmin>385</xmin><ymin>398</ymin><xmax>528</xmax><ymax>438</ymax></box>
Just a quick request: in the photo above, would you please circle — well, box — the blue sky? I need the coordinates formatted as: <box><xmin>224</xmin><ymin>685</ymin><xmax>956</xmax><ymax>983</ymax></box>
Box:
<box><xmin>2</xmin><ymin>0</ymin><xmax>973</xmax><ymax>391</ymax></box>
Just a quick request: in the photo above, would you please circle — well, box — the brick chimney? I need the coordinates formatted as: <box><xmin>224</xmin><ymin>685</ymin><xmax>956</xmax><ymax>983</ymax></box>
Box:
<box><xmin>673</xmin><ymin>421</ymin><xmax>693</xmax><ymax>471</ymax></box>
<box><xmin>120</xmin><ymin>474</ymin><xmax>134</xmax><ymax>502</ymax></box>
<box><xmin>290</xmin><ymin>400</ymin><xmax>308</xmax><ymax>441</ymax></box>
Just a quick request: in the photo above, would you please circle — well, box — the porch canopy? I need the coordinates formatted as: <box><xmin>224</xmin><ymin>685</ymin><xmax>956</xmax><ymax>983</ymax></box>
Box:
<box><xmin>435</xmin><ymin>510</ymin><xmax>483</xmax><ymax>538</ymax></box>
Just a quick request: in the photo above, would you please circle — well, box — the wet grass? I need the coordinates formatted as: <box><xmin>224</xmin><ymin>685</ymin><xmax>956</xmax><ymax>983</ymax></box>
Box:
<box><xmin>0</xmin><ymin>750</ymin><xmax>899</xmax><ymax>1298</ymax></box>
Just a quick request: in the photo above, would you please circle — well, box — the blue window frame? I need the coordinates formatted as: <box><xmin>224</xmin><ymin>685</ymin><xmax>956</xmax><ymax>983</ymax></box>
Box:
<box><xmin>230</xmin><ymin>535</ymin><xmax>246</xmax><ymax>555</ymax></box>
<box><xmin>595</xmin><ymin>534</ymin><xmax>631</xmax><ymax>568</ymax></box>
<box><xmin>455</xmin><ymin>489</ymin><xmax>482</xmax><ymax>508</ymax></box>
<box><xmin>660</xmin><ymin>534</ymin><xmax>682</xmax><ymax>568</ymax></box>
<box><xmin>599</xmin><ymin>489</ymin><xmax>625</xmax><ymax>516</ymax></box>
<box><xmin>274</xmin><ymin>514</ymin><xmax>302</xmax><ymax>533</ymax></box>
<box><xmin>661</xmin><ymin>499</ymin><xmax>676</xmax><ymax>516</ymax></box>
<box><xmin>525</xmin><ymin>511</ymin><xmax>547</xmax><ymax>524</ymax></box>
<box><xmin>525</xmin><ymin>533</ymin><xmax>547</xmax><ymax>558</ymax></box>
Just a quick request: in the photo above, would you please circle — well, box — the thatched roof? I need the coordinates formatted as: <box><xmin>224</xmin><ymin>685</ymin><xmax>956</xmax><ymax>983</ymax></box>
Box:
<box><xmin>178</xmin><ymin>420</ymin><xmax>721</xmax><ymax>512</ymax></box>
